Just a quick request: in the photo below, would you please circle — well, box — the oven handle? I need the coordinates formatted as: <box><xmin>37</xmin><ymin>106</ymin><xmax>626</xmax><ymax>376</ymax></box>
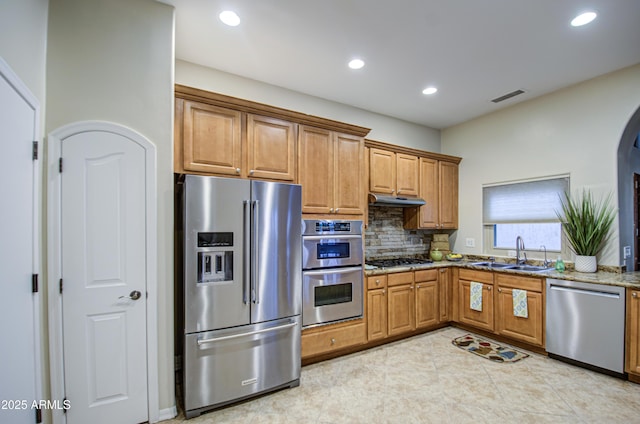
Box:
<box><xmin>196</xmin><ymin>321</ymin><xmax>297</xmax><ymax>346</ymax></box>
<box><xmin>302</xmin><ymin>266</ymin><xmax>363</xmax><ymax>276</ymax></box>
<box><xmin>303</xmin><ymin>235</ymin><xmax>363</xmax><ymax>242</ymax></box>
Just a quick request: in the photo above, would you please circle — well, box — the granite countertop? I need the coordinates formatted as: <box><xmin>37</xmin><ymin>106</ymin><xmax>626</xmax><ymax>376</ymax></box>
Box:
<box><xmin>365</xmin><ymin>260</ymin><xmax>640</xmax><ymax>289</ymax></box>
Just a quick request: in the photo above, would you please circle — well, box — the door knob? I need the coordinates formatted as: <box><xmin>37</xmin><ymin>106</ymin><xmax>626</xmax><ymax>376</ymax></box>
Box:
<box><xmin>120</xmin><ymin>290</ymin><xmax>142</xmax><ymax>301</ymax></box>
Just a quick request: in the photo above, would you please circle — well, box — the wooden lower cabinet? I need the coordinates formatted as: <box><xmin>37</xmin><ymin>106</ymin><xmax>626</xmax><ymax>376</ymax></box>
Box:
<box><xmin>457</xmin><ymin>269</ymin><xmax>494</xmax><ymax>332</ymax></box>
<box><xmin>387</xmin><ymin>272</ymin><xmax>415</xmax><ymax>336</ymax></box>
<box><xmin>438</xmin><ymin>268</ymin><xmax>452</xmax><ymax>322</ymax></box>
<box><xmin>415</xmin><ymin>270</ymin><xmax>439</xmax><ymax>329</ymax></box>
<box><xmin>367</xmin><ymin>275</ymin><xmax>388</xmax><ymax>341</ymax></box>
<box><xmin>626</xmin><ymin>288</ymin><xmax>640</xmax><ymax>377</ymax></box>
<box><xmin>495</xmin><ymin>274</ymin><xmax>544</xmax><ymax>347</ymax></box>
<box><xmin>301</xmin><ymin>321</ymin><xmax>366</xmax><ymax>358</ymax></box>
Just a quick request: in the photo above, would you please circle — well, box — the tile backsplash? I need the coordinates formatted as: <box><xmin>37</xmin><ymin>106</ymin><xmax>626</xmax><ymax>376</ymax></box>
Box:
<box><xmin>365</xmin><ymin>206</ymin><xmax>432</xmax><ymax>259</ymax></box>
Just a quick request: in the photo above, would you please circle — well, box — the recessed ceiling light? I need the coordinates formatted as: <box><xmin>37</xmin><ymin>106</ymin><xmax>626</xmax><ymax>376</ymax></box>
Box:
<box><xmin>422</xmin><ymin>87</ymin><xmax>438</xmax><ymax>95</ymax></box>
<box><xmin>219</xmin><ymin>10</ymin><xmax>240</xmax><ymax>27</ymax></box>
<box><xmin>571</xmin><ymin>11</ymin><xmax>597</xmax><ymax>27</ymax></box>
<box><xmin>348</xmin><ymin>59</ymin><xmax>365</xmax><ymax>70</ymax></box>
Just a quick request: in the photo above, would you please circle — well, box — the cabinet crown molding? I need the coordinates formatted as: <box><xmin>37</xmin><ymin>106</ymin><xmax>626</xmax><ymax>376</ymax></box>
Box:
<box><xmin>365</xmin><ymin>139</ymin><xmax>462</xmax><ymax>164</ymax></box>
<box><xmin>175</xmin><ymin>84</ymin><xmax>371</xmax><ymax>137</ymax></box>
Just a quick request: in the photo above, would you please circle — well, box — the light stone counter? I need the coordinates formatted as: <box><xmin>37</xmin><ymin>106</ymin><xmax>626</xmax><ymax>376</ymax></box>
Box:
<box><xmin>365</xmin><ymin>260</ymin><xmax>640</xmax><ymax>289</ymax></box>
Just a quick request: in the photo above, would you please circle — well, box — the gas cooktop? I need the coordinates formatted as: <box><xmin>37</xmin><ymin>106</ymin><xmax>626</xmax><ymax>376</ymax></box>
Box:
<box><xmin>365</xmin><ymin>257</ymin><xmax>433</xmax><ymax>268</ymax></box>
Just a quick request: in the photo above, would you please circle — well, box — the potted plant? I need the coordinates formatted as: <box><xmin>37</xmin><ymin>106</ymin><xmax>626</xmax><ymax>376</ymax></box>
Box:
<box><xmin>555</xmin><ymin>189</ymin><xmax>615</xmax><ymax>272</ymax></box>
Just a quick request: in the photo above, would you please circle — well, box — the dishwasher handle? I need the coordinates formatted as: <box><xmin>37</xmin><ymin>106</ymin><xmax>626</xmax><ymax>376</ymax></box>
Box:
<box><xmin>549</xmin><ymin>284</ymin><xmax>621</xmax><ymax>299</ymax></box>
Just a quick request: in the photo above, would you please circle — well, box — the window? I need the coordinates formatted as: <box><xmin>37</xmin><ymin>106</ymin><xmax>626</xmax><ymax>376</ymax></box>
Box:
<box><xmin>483</xmin><ymin>177</ymin><xmax>569</xmax><ymax>256</ymax></box>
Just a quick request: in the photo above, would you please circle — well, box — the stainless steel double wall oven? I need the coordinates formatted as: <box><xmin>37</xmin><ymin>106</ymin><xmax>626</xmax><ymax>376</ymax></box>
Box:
<box><xmin>302</xmin><ymin>220</ymin><xmax>364</xmax><ymax>327</ymax></box>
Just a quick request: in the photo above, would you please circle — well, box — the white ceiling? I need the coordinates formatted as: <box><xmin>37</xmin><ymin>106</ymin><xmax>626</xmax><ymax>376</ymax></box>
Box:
<box><xmin>165</xmin><ymin>0</ymin><xmax>640</xmax><ymax>129</ymax></box>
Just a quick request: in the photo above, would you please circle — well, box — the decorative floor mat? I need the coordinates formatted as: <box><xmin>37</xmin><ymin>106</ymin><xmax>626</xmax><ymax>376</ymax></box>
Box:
<box><xmin>452</xmin><ymin>334</ymin><xmax>529</xmax><ymax>363</ymax></box>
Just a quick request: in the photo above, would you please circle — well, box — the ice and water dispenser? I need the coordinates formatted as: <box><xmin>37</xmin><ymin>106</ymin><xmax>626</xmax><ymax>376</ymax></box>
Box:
<box><xmin>196</xmin><ymin>232</ymin><xmax>233</xmax><ymax>283</ymax></box>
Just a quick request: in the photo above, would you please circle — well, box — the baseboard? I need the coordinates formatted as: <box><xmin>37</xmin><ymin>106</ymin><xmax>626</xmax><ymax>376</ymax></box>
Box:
<box><xmin>157</xmin><ymin>405</ymin><xmax>178</xmax><ymax>422</ymax></box>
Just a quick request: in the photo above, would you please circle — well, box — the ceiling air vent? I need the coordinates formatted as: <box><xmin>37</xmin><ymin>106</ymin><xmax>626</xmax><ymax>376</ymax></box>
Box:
<box><xmin>491</xmin><ymin>89</ymin><xmax>525</xmax><ymax>103</ymax></box>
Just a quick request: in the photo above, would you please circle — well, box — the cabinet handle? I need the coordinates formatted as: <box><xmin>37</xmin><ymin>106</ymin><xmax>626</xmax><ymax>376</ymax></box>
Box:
<box><xmin>330</xmin><ymin>338</ymin><xmax>336</xmax><ymax>345</ymax></box>
<box><xmin>417</xmin><ymin>284</ymin><xmax>421</xmax><ymax>288</ymax></box>
<box><xmin>392</xmin><ymin>190</ymin><xmax>395</xmax><ymax>194</ymax></box>
<box><xmin>375</xmin><ymin>279</ymin><xmax>380</xmax><ymax>285</ymax></box>
<box><xmin>382</xmin><ymin>289</ymin><xmax>386</xmax><ymax>294</ymax></box>
<box><xmin>335</xmin><ymin>208</ymin><xmax>339</xmax><ymax>213</ymax></box>
<box><xmin>330</xmin><ymin>208</ymin><xmax>334</xmax><ymax>213</ymax></box>
<box><xmin>235</xmin><ymin>168</ymin><xmax>241</xmax><ymax>174</ymax></box>
<box><xmin>411</xmin><ymin>285</ymin><xmax>414</xmax><ymax>290</ymax></box>
<box><xmin>486</xmin><ymin>286</ymin><xmax>492</xmax><ymax>291</ymax></box>
<box><xmin>498</xmin><ymin>288</ymin><xmax>502</xmax><ymax>292</ymax></box>
<box><xmin>634</xmin><ymin>292</ymin><xmax>638</xmax><ymax>298</ymax></box>
<box><xmin>249</xmin><ymin>169</ymin><xmax>254</xmax><ymax>175</ymax></box>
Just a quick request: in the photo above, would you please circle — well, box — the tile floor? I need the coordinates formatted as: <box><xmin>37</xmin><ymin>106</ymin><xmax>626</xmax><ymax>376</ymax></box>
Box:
<box><xmin>165</xmin><ymin>327</ymin><xmax>640</xmax><ymax>423</ymax></box>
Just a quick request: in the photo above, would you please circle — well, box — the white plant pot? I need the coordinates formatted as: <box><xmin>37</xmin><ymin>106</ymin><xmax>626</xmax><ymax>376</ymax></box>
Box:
<box><xmin>574</xmin><ymin>255</ymin><xmax>597</xmax><ymax>273</ymax></box>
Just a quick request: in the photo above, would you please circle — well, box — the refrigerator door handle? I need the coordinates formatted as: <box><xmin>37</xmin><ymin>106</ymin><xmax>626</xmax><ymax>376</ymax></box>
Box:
<box><xmin>252</xmin><ymin>199</ymin><xmax>260</xmax><ymax>304</ymax></box>
<box><xmin>243</xmin><ymin>200</ymin><xmax>250</xmax><ymax>304</ymax></box>
<box><xmin>196</xmin><ymin>321</ymin><xmax>297</xmax><ymax>346</ymax></box>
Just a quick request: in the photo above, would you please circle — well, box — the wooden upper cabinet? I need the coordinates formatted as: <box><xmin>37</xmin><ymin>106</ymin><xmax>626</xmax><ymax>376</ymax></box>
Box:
<box><xmin>334</xmin><ymin>133</ymin><xmax>365</xmax><ymax>214</ymax></box>
<box><xmin>439</xmin><ymin>161</ymin><xmax>459</xmax><ymax>229</ymax></box>
<box><xmin>369</xmin><ymin>148</ymin><xmax>419</xmax><ymax>197</ymax></box>
<box><xmin>181</xmin><ymin>100</ymin><xmax>242</xmax><ymax>176</ymax></box>
<box><xmin>246</xmin><ymin>114</ymin><xmax>296</xmax><ymax>181</ymax></box>
<box><xmin>395</xmin><ymin>153</ymin><xmax>419</xmax><ymax>197</ymax></box>
<box><xmin>369</xmin><ymin>148</ymin><xmax>396</xmax><ymax>194</ymax></box>
<box><xmin>405</xmin><ymin>158</ymin><xmax>459</xmax><ymax>230</ymax></box>
<box><xmin>299</xmin><ymin>126</ymin><xmax>364</xmax><ymax>216</ymax></box>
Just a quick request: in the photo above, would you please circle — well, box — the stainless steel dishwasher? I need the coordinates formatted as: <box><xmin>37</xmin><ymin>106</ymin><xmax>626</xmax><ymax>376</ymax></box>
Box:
<box><xmin>546</xmin><ymin>278</ymin><xmax>625</xmax><ymax>376</ymax></box>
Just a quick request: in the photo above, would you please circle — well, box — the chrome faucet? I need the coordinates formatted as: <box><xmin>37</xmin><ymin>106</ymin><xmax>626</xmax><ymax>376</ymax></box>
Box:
<box><xmin>516</xmin><ymin>236</ymin><xmax>527</xmax><ymax>265</ymax></box>
<box><xmin>540</xmin><ymin>245</ymin><xmax>551</xmax><ymax>267</ymax></box>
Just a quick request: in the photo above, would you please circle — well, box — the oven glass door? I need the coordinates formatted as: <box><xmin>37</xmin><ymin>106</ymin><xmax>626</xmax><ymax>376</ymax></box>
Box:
<box><xmin>302</xmin><ymin>235</ymin><xmax>363</xmax><ymax>269</ymax></box>
<box><xmin>302</xmin><ymin>266</ymin><xmax>363</xmax><ymax>327</ymax></box>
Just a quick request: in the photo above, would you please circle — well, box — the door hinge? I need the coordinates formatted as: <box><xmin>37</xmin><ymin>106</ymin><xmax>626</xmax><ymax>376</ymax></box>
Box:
<box><xmin>33</xmin><ymin>141</ymin><xmax>38</xmax><ymax>160</ymax></box>
<box><xmin>59</xmin><ymin>278</ymin><xmax>63</xmax><ymax>294</ymax></box>
<box><xmin>32</xmin><ymin>274</ymin><xmax>38</xmax><ymax>293</ymax></box>
<box><xmin>34</xmin><ymin>406</ymin><xmax>42</xmax><ymax>423</ymax></box>
<box><xmin>59</xmin><ymin>157</ymin><xmax>63</xmax><ymax>172</ymax></box>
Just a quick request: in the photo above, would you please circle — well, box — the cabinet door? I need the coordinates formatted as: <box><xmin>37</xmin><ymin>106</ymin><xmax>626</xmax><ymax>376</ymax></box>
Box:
<box><xmin>496</xmin><ymin>287</ymin><xmax>543</xmax><ymax>347</ymax></box>
<box><xmin>415</xmin><ymin>281</ymin><xmax>438</xmax><ymax>329</ymax></box>
<box><xmin>458</xmin><ymin>279</ymin><xmax>494</xmax><ymax>332</ymax></box>
<box><xmin>367</xmin><ymin>289</ymin><xmax>387</xmax><ymax>341</ymax></box>
<box><xmin>247</xmin><ymin>114</ymin><xmax>296</xmax><ymax>181</ymax></box>
<box><xmin>182</xmin><ymin>100</ymin><xmax>242</xmax><ymax>175</ymax></box>
<box><xmin>419</xmin><ymin>158</ymin><xmax>439</xmax><ymax>228</ymax></box>
<box><xmin>334</xmin><ymin>133</ymin><xmax>364</xmax><ymax>215</ymax></box>
<box><xmin>627</xmin><ymin>289</ymin><xmax>640</xmax><ymax>374</ymax></box>
<box><xmin>396</xmin><ymin>153</ymin><xmax>419</xmax><ymax>197</ymax></box>
<box><xmin>369</xmin><ymin>148</ymin><xmax>396</xmax><ymax>195</ymax></box>
<box><xmin>439</xmin><ymin>161</ymin><xmax>459</xmax><ymax>229</ymax></box>
<box><xmin>299</xmin><ymin>126</ymin><xmax>334</xmax><ymax>214</ymax></box>
<box><xmin>388</xmin><ymin>284</ymin><xmax>415</xmax><ymax>336</ymax></box>
<box><xmin>438</xmin><ymin>268</ymin><xmax>452</xmax><ymax>322</ymax></box>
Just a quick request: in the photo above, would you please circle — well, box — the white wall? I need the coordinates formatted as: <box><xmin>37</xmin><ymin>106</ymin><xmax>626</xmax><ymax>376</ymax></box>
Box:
<box><xmin>176</xmin><ymin>59</ymin><xmax>441</xmax><ymax>151</ymax></box>
<box><xmin>46</xmin><ymin>0</ymin><xmax>176</xmax><ymax>415</ymax></box>
<box><xmin>0</xmin><ymin>0</ymin><xmax>48</xmax><ymax>112</ymax></box>
<box><xmin>442</xmin><ymin>64</ymin><xmax>640</xmax><ymax>267</ymax></box>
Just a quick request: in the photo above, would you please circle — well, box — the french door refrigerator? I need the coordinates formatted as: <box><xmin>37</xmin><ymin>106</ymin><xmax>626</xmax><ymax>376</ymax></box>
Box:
<box><xmin>181</xmin><ymin>175</ymin><xmax>302</xmax><ymax>418</ymax></box>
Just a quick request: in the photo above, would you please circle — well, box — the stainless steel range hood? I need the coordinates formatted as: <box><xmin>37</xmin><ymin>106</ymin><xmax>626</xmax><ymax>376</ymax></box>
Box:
<box><xmin>368</xmin><ymin>193</ymin><xmax>426</xmax><ymax>207</ymax></box>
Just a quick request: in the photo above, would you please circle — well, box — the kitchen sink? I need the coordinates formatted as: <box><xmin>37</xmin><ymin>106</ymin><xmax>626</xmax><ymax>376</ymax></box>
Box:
<box><xmin>470</xmin><ymin>261</ymin><xmax>515</xmax><ymax>269</ymax></box>
<box><xmin>470</xmin><ymin>262</ymin><xmax>552</xmax><ymax>272</ymax></box>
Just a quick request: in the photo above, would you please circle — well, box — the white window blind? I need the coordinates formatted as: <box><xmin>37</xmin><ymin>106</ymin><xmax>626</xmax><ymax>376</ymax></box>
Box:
<box><xmin>483</xmin><ymin>177</ymin><xmax>569</xmax><ymax>224</ymax></box>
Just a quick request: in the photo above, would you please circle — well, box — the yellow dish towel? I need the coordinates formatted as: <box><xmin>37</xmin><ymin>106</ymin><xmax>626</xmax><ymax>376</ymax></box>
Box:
<box><xmin>512</xmin><ymin>289</ymin><xmax>528</xmax><ymax>318</ymax></box>
<box><xmin>470</xmin><ymin>282</ymin><xmax>483</xmax><ymax>312</ymax></box>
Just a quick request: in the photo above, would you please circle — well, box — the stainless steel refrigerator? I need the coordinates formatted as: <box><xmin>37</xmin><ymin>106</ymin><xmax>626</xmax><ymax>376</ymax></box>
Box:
<box><xmin>181</xmin><ymin>175</ymin><xmax>302</xmax><ymax>418</ymax></box>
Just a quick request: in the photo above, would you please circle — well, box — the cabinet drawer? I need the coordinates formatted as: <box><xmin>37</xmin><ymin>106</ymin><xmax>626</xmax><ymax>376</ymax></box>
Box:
<box><xmin>458</xmin><ymin>269</ymin><xmax>494</xmax><ymax>284</ymax></box>
<box><xmin>301</xmin><ymin>322</ymin><xmax>366</xmax><ymax>358</ymax></box>
<box><xmin>387</xmin><ymin>272</ymin><xmax>414</xmax><ymax>287</ymax></box>
<box><xmin>367</xmin><ymin>275</ymin><xmax>388</xmax><ymax>290</ymax></box>
<box><xmin>495</xmin><ymin>274</ymin><xmax>543</xmax><ymax>292</ymax></box>
<box><xmin>415</xmin><ymin>269</ymin><xmax>438</xmax><ymax>282</ymax></box>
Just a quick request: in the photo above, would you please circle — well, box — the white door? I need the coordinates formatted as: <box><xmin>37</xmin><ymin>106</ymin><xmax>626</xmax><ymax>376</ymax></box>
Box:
<box><xmin>0</xmin><ymin>60</ymin><xmax>40</xmax><ymax>424</ymax></box>
<box><xmin>61</xmin><ymin>130</ymin><xmax>148</xmax><ymax>424</ymax></box>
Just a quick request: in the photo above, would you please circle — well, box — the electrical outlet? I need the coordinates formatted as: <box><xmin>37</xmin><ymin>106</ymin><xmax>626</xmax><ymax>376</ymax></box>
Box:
<box><xmin>507</xmin><ymin>250</ymin><xmax>517</xmax><ymax>257</ymax></box>
<box><xmin>465</xmin><ymin>238</ymin><xmax>475</xmax><ymax>248</ymax></box>
<box><xmin>624</xmin><ymin>246</ymin><xmax>631</xmax><ymax>258</ymax></box>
